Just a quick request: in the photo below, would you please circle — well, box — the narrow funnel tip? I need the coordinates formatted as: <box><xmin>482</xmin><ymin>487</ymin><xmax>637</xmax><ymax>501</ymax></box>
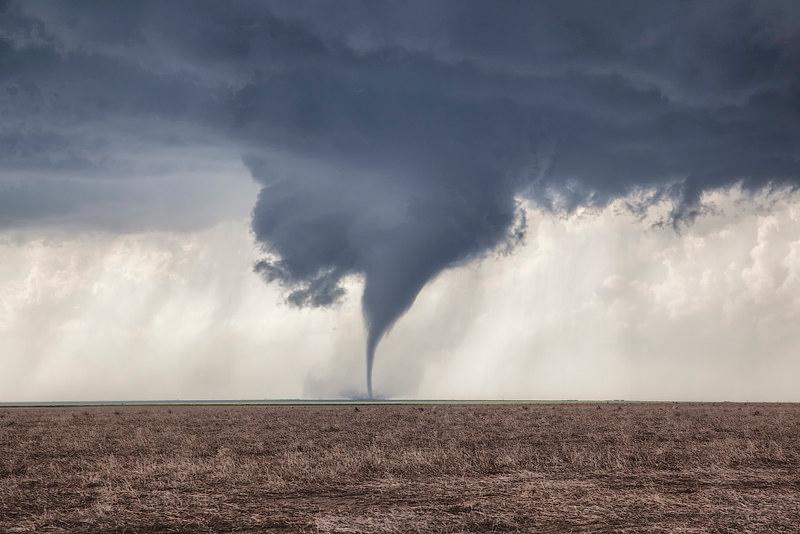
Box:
<box><xmin>366</xmin><ymin>346</ymin><xmax>374</xmax><ymax>399</ymax></box>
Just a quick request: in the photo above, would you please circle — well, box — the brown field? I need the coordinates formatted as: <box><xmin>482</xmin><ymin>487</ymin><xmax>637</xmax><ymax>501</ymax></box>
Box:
<box><xmin>1</xmin><ymin>403</ymin><xmax>799</xmax><ymax>533</ymax></box>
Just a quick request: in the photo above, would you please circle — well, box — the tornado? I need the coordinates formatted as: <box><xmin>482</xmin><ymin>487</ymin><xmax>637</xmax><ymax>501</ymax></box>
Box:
<box><xmin>235</xmin><ymin>2</ymin><xmax>800</xmax><ymax>397</ymax></box>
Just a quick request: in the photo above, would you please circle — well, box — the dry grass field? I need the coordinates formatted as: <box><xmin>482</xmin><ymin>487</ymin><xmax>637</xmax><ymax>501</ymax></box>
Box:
<box><xmin>1</xmin><ymin>403</ymin><xmax>799</xmax><ymax>533</ymax></box>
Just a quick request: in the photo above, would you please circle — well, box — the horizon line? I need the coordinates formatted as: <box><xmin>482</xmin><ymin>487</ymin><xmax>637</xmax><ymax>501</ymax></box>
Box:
<box><xmin>1</xmin><ymin>398</ymin><xmax>796</xmax><ymax>407</ymax></box>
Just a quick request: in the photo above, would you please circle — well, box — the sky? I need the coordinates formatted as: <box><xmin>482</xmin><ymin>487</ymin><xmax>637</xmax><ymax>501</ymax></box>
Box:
<box><xmin>1</xmin><ymin>1</ymin><xmax>799</xmax><ymax>400</ymax></box>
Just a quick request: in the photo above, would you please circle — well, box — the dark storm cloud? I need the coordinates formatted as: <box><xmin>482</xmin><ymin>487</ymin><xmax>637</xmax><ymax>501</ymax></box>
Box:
<box><xmin>0</xmin><ymin>0</ymin><xmax>252</xmax><ymax>230</ymax></box>
<box><xmin>2</xmin><ymin>1</ymin><xmax>800</xmax><ymax>394</ymax></box>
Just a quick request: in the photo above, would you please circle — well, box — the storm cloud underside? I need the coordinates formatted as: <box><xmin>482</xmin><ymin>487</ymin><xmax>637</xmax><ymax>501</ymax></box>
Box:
<box><xmin>2</xmin><ymin>1</ymin><xmax>800</xmax><ymax>395</ymax></box>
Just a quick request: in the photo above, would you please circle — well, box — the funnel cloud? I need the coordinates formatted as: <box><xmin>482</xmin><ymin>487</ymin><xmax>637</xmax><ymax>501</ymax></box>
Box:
<box><xmin>1</xmin><ymin>1</ymin><xmax>800</xmax><ymax>396</ymax></box>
